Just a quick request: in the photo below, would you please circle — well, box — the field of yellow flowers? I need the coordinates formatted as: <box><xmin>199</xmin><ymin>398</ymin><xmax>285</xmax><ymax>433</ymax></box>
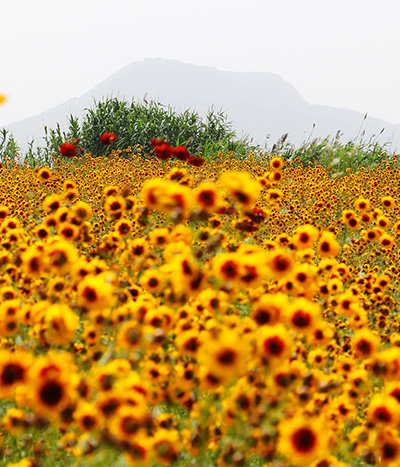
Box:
<box><xmin>0</xmin><ymin>143</ymin><xmax>399</xmax><ymax>467</ymax></box>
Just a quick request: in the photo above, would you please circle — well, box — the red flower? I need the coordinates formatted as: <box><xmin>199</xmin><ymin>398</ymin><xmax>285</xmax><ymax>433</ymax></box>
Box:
<box><xmin>187</xmin><ymin>156</ymin><xmax>204</xmax><ymax>167</ymax></box>
<box><xmin>59</xmin><ymin>142</ymin><xmax>77</xmax><ymax>158</ymax></box>
<box><xmin>247</xmin><ymin>207</ymin><xmax>268</xmax><ymax>224</ymax></box>
<box><xmin>236</xmin><ymin>219</ymin><xmax>258</xmax><ymax>232</ymax></box>
<box><xmin>100</xmin><ymin>132</ymin><xmax>117</xmax><ymax>146</ymax></box>
<box><xmin>150</xmin><ymin>138</ymin><xmax>166</xmax><ymax>148</ymax></box>
<box><xmin>172</xmin><ymin>146</ymin><xmax>190</xmax><ymax>161</ymax></box>
<box><xmin>154</xmin><ymin>142</ymin><xmax>173</xmax><ymax>160</ymax></box>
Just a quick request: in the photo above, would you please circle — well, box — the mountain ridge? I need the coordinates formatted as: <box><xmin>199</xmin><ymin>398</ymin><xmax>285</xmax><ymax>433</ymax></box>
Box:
<box><xmin>3</xmin><ymin>58</ymin><xmax>399</xmax><ymax>152</ymax></box>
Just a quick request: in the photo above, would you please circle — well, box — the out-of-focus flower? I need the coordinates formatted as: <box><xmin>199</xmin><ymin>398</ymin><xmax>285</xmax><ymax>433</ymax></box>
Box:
<box><xmin>59</xmin><ymin>142</ymin><xmax>77</xmax><ymax>158</ymax></box>
<box><xmin>172</xmin><ymin>145</ymin><xmax>190</xmax><ymax>161</ymax></box>
<box><xmin>100</xmin><ymin>132</ymin><xmax>117</xmax><ymax>146</ymax></box>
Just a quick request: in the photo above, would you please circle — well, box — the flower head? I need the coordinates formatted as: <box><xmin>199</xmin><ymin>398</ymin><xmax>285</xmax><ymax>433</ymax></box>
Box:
<box><xmin>278</xmin><ymin>416</ymin><xmax>328</xmax><ymax>465</ymax></box>
<box><xmin>59</xmin><ymin>142</ymin><xmax>77</xmax><ymax>158</ymax></box>
<box><xmin>100</xmin><ymin>132</ymin><xmax>118</xmax><ymax>146</ymax></box>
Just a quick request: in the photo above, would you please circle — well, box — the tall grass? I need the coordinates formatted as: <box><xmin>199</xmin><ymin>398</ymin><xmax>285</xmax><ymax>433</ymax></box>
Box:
<box><xmin>38</xmin><ymin>97</ymin><xmax>252</xmax><ymax>161</ymax></box>
<box><xmin>0</xmin><ymin>99</ymin><xmax>396</xmax><ymax>170</ymax></box>
<box><xmin>0</xmin><ymin>128</ymin><xmax>20</xmax><ymax>166</ymax></box>
<box><xmin>271</xmin><ymin>129</ymin><xmax>393</xmax><ymax>173</ymax></box>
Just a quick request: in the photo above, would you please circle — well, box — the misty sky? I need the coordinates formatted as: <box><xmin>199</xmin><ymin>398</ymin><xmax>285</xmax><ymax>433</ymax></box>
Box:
<box><xmin>1</xmin><ymin>0</ymin><xmax>400</xmax><ymax>127</ymax></box>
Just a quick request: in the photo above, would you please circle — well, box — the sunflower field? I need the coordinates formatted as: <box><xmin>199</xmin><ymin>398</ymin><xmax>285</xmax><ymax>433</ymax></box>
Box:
<box><xmin>0</xmin><ymin>120</ymin><xmax>399</xmax><ymax>467</ymax></box>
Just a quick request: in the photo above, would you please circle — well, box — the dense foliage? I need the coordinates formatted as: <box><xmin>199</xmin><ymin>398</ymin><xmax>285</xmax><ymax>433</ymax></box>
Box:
<box><xmin>1</xmin><ymin>98</ymin><xmax>254</xmax><ymax>166</ymax></box>
<box><xmin>1</xmin><ymin>98</ymin><xmax>394</xmax><ymax>170</ymax></box>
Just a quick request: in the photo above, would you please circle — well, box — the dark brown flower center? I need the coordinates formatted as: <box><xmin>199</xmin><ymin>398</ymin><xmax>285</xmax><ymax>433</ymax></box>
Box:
<box><xmin>39</xmin><ymin>380</ymin><xmax>64</xmax><ymax>406</ymax></box>
<box><xmin>1</xmin><ymin>363</ymin><xmax>24</xmax><ymax>386</ymax></box>
<box><xmin>291</xmin><ymin>427</ymin><xmax>317</xmax><ymax>453</ymax></box>
<box><xmin>217</xmin><ymin>349</ymin><xmax>236</xmax><ymax>366</ymax></box>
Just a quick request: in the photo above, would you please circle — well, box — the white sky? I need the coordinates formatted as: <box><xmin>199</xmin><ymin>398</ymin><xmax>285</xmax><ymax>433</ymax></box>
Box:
<box><xmin>1</xmin><ymin>0</ymin><xmax>400</xmax><ymax>126</ymax></box>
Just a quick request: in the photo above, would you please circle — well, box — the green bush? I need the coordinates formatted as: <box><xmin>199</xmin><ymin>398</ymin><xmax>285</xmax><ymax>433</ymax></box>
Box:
<box><xmin>278</xmin><ymin>133</ymin><xmax>393</xmax><ymax>172</ymax></box>
<box><xmin>0</xmin><ymin>128</ymin><xmax>21</xmax><ymax>166</ymax></box>
<box><xmin>41</xmin><ymin>97</ymin><xmax>251</xmax><ymax>161</ymax></box>
<box><xmin>1</xmin><ymin>97</ymin><xmax>395</xmax><ymax>171</ymax></box>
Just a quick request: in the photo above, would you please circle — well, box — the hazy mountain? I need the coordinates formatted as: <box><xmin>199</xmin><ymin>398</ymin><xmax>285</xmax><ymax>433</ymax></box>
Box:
<box><xmin>3</xmin><ymin>58</ymin><xmax>400</xmax><ymax>152</ymax></box>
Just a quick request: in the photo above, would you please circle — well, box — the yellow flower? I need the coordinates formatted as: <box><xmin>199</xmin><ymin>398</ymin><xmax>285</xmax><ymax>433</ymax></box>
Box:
<box><xmin>270</xmin><ymin>156</ymin><xmax>284</xmax><ymax>171</ymax></box>
<box><xmin>104</xmin><ymin>195</ymin><xmax>126</xmax><ymax>215</ymax></box>
<box><xmin>43</xmin><ymin>194</ymin><xmax>63</xmax><ymax>213</ymax></box>
<box><xmin>308</xmin><ymin>348</ymin><xmax>328</xmax><ymax>368</ymax></box>
<box><xmin>2</xmin><ymin>408</ymin><xmax>27</xmax><ymax>436</ymax></box>
<box><xmin>151</xmin><ymin>428</ymin><xmax>181</xmax><ymax>465</ymax></box>
<box><xmin>116</xmin><ymin>320</ymin><xmax>143</xmax><ymax>352</ymax></box>
<box><xmin>368</xmin><ymin>394</ymin><xmax>400</xmax><ymax>427</ymax></box>
<box><xmin>139</xmin><ymin>268</ymin><xmax>166</xmax><ymax>294</ymax></box>
<box><xmin>251</xmin><ymin>292</ymin><xmax>288</xmax><ymax>326</ymax></box>
<box><xmin>256</xmin><ymin>324</ymin><xmax>292</xmax><ymax>366</ymax></box>
<box><xmin>77</xmin><ymin>273</ymin><xmax>116</xmax><ymax>311</ymax></box>
<box><xmin>140</xmin><ymin>178</ymin><xmax>194</xmax><ymax>217</ymax></box>
<box><xmin>266</xmin><ymin>249</ymin><xmax>294</xmax><ymax>279</ymax></box>
<box><xmin>195</xmin><ymin>181</ymin><xmax>223</xmax><ymax>212</ymax></box>
<box><xmin>72</xmin><ymin>201</ymin><xmax>92</xmax><ymax>222</ymax></box>
<box><xmin>381</xmin><ymin>195</ymin><xmax>395</xmax><ymax>209</ymax></box>
<box><xmin>352</xmin><ymin>329</ymin><xmax>380</xmax><ymax>359</ymax></box>
<box><xmin>219</xmin><ymin>171</ymin><xmax>261</xmax><ymax>207</ymax></box>
<box><xmin>4</xmin><ymin>460</ymin><xmax>35</xmax><ymax>467</ymax></box>
<box><xmin>266</xmin><ymin>188</ymin><xmax>283</xmax><ymax>204</ymax></box>
<box><xmin>148</xmin><ymin>227</ymin><xmax>170</xmax><ymax>247</ymax></box>
<box><xmin>278</xmin><ymin>415</ymin><xmax>328</xmax><ymax>465</ymax></box>
<box><xmin>285</xmin><ymin>297</ymin><xmax>321</xmax><ymax>335</ymax></box>
<box><xmin>175</xmin><ymin>329</ymin><xmax>202</xmax><ymax>358</ymax></box>
<box><xmin>21</xmin><ymin>243</ymin><xmax>48</xmax><ymax>277</ymax></box>
<box><xmin>213</xmin><ymin>252</ymin><xmax>242</xmax><ymax>284</ymax></box>
<box><xmin>354</xmin><ymin>197</ymin><xmax>371</xmax><ymax>211</ymax></box>
<box><xmin>59</xmin><ymin>222</ymin><xmax>80</xmax><ymax>242</ymax></box>
<box><xmin>317</xmin><ymin>231</ymin><xmax>340</xmax><ymax>258</ymax></box>
<box><xmin>199</xmin><ymin>329</ymin><xmax>248</xmax><ymax>384</ymax></box>
<box><xmin>379</xmin><ymin>233</ymin><xmax>394</xmax><ymax>249</ymax></box>
<box><xmin>73</xmin><ymin>401</ymin><xmax>101</xmax><ymax>432</ymax></box>
<box><xmin>292</xmin><ymin>224</ymin><xmax>319</xmax><ymax>250</ymax></box>
<box><xmin>0</xmin><ymin>299</ymin><xmax>21</xmax><ymax>337</ymax></box>
<box><xmin>0</xmin><ymin>94</ymin><xmax>6</xmax><ymax>104</ymax></box>
<box><xmin>37</xmin><ymin>167</ymin><xmax>52</xmax><ymax>181</ymax></box>
<box><xmin>0</xmin><ymin>349</ymin><xmax>33</xmax><ymax>399</ymax></box>
<box><xmin>114</xmin><ymin>218</ymin><xmax>133</xmax><ymax>237</ymax></box>
<box><xmin>42</xmin><ymin>304</ymin><xmax>79</xmax><ymax>346</ymax></box>
<box><xmin>291</xmin><ymin>262</ymin><xmax>317</xmax><ymax>289</ymax></box>
<box><xmin>108</xmin><ymin>404</ymin><xmax>149</xmax><ymax>444</ymax></box>
<box><xmin>27</xmin><ymin>352</ymin><xmax>78</xmax><ymax>420</ymax></box>
<box><xmin>46</xmin><ymin>238</ymin><xmax>78</xmax><ymax>275</ymax></box>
